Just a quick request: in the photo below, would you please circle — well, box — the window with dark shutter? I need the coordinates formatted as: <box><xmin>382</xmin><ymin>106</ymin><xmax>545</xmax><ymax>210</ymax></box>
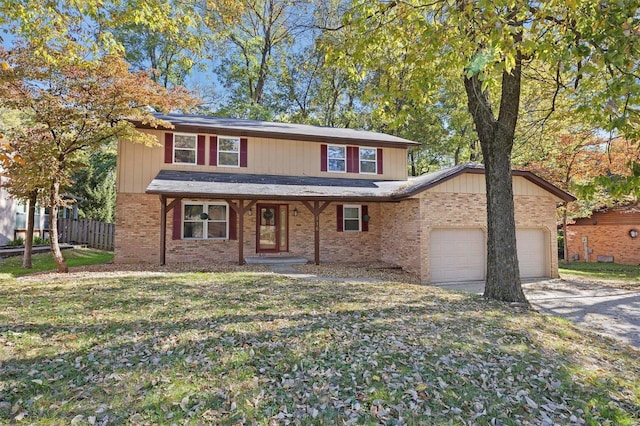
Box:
<box><xmin>164</xmin><ymin>132</ymin><xmax>173</xmax><ymax>164</ymax></box>
<box><xmin>209</xmin><ymin>136</ymin><xmax>218</xmax><ymax>166</ymax></box>
<box><xmin>377</xmin><ymin>148</ymin><xmax>383</xmax><ymax>174</ymax></box>
<box><xmin>197</xmin><ymin>135</ymin><xmax>205</xmax><ymax>165</ymax></box>
<box><xmin>172</xmin><ymin>203</ymin><xmax>181</xmax><ymax>240</ymax></box>
<box><xmin>240</xmin><ymin>138</ymin><xmax>248</xmax><ymax>167</ymax></box>
<box><xmin>336</xmin><ymin>204</ymin><xmax>343</xmax><ymax>232</ymax></box>
<box><xmin>321</xmin><ymin>144</ymin><xmax>328</xmax><ymax>172</ymax></box>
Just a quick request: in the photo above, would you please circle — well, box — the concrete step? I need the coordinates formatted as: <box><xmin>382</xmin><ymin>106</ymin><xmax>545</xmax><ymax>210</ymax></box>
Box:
<box><xmin>245</xmin><ymin>256</ymin><xmax>308</xmax><ymax>265</ymax></box>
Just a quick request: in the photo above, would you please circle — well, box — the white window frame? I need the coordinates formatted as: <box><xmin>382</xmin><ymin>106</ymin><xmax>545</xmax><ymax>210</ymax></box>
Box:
<box><xmin>359</xmin><ymin>147</ymin><xmax>377</xmax><ymax>174</ymax></box>
<box><xmin>343</xmin><ymin>204</ymin><xmax>361</xmax><ymax>232</ymax></box>
<box><xmin>182</xmin><ymin>201</ymin><xmax>229</xmax><ymax>240</ymax></box>
<box><xmin>218</xmin><ymin>136</ymin><xmax>240</xmax><ymax>167</ymax></box>
<box><xmin>327</xmin><ymin>144</ymin><xmax>346</xmax><ymax>173</ymax></box>
<box><xmin>173</xmin><ymin>133</ymin><xmax>198</xmax><ymax>165</ymax></box>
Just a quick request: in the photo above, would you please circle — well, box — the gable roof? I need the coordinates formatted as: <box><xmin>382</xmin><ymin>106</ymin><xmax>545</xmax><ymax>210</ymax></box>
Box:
<box><xmin>146</xmin><ymin>163</ymin><xmax>575</xmax><ymax>202</ymax></box>
<box><xmin>395</xmin><ymin>163</ymin><xmax>576</xmax><ymax>201</ymax></box>
<box><xmin>133</xmin><ymin>113</ymin><xmax>419</xmax><ymax>148</ymax></box>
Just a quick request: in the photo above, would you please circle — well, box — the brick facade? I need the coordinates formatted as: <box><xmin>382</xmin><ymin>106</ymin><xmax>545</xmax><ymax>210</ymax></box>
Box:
<box><xmin>566</xmin><ymin>225</ymin><xmax>640</xmax><ymax>265</ymax></box>
<box><xmin>115</xmin><ymin>191</ymin><xmax>561</xmax><ymax>281</ymax></box>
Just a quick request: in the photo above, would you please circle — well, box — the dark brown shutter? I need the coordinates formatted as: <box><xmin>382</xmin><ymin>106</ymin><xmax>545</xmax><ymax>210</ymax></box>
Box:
<box><xmin>209</xmin><ymin>136</ymin><xmax>218</xmax><ymax>166</ymax></box>
<box><xmin>228</xmin><ymin>208</ymin><xmax>237</xmax><ymax>240</ymax></box>
<box><xmin>172</xmin><ymin>203</ymin><xmax>181</xmax><ymax>240</ymax></box>
<box><xmin>361</xmin><ymin>205</ymin><xmax>369</xmax><ymax>232</ymax></box>
<box><xmin>377</xmin><ymin>148</ymin><xmax>383</xmax><ymax>174</ymax></box>
<box><xmin>164</xmin><ymin>132</ymin><xmax>173</xmax><ymax>164</ymax></box>
<box><xmin>197</xmin><ymin>135</ymin><xmax>205</xmax><ymax>165</ymax></box>
<box><xmin>336</xmin><ymin>204</ymin><xmax>343</xmax><ymax>232</ymax></box>
<box><xmin>321</xmin><ymin>144</ymin><xmax>328</xmax><ymax>171</ymax></box>
<box><xmin>347</xmin><ymin>146</ymin><xmax>359</xmax><ymax>173</ymax></box>
<box><xmin>240</xmin><ymin>138</ymin><xmax>248</xmax><ymax>167</ymax></box>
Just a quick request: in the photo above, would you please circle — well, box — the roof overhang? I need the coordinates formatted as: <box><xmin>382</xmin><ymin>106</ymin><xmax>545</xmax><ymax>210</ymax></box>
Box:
<box><xmin>131</xmin><ymin>113</ymin><xmax>420</xmax><ymax>149</ymax></box>
<box><xmin>145</xmin><ymin>164</ymin><xmax>576</xmax><ymax>203</ymax></box>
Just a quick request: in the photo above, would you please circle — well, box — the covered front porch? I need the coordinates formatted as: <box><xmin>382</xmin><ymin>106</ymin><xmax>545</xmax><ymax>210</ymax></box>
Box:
<box><xmin>146</xmin><ymin>170</ymin><xmax>408</xmax><ymax>266</ymax></box>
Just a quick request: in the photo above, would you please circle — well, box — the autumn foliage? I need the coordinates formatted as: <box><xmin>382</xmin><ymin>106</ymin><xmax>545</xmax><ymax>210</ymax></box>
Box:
<box><xmin>0</xmin><ymin>43</ymin><xmax>197</xmax><ymax>272</ymax></box>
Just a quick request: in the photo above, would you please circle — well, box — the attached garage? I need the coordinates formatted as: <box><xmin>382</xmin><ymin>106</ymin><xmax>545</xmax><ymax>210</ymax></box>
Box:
<box><xmin>430</xmin><ymin>228</ymin><xmax>485</xmax><ymax>283</ymax></box>
<box><xmin>516</xmin><ymin>228</ymin><xmax>548</xmax><ymax>278</ymax></box>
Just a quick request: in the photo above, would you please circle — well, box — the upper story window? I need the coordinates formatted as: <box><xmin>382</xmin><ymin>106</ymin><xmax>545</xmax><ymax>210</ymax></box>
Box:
<box><xmin>173</xmin><ymin>134</ymin><xmax>197</xmax><ymax>164</ymax></box>
<box><xmin>321</xmin><ymin>144</ymin><xmax>383</xmax><ymax>175</ymax></box>
<box><xmin>183</xmin><ymin>202</ymin><xmax>228</xmax><ymax>239</ymax></box>
<box><xmin>359</xmin><ymin>147</ymin><xmax>377</xmax><ymax>174</ymax></box>
<box><xmin>218</xmin><ymin>137</ymin><xmax>240</xmax><ymax>167</ymax></box>
<box><xmin>328</xmin><ymin>145</ymin><xmax>346</xmax><ymax>172</ymax></box>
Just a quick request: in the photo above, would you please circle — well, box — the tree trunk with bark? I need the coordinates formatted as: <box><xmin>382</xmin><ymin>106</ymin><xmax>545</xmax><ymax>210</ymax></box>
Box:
<box><xmin>49</xmin><ymin>181</ymin><xmax>68</xmax><ymax>273</ymax></box>
<box><xmin>463</xmin><ymin>59</ymin><xmax>528</xmax><ymax>304</ymax></box>
<box><xmin>22</xmin><ymin>191</ymin><xmax>37</xmax><ymax>268</ymax></box>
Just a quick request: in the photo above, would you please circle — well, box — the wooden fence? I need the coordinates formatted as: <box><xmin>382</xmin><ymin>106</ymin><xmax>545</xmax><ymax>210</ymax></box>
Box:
<box><xmin>57</xmin><ymin>218</ymin><xmax>115</xmax><ymax>251</ymax></box>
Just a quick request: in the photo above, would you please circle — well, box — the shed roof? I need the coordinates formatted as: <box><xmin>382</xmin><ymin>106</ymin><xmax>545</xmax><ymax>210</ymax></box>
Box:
<box><xmin>146</xmin><ymin>163</ymin><xmax>575</xmax><ymax>202</ymax></box>
<box><xmin>135</xmin><ymin>113</ymin><xmax>419</xmax><ymax>148</ymax></box>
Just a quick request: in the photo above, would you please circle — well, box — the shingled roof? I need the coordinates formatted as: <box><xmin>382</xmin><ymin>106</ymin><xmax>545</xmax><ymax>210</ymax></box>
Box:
<box><xmin>146</xmin><ymin>163</ymin><xmax>575</xmax><ymax>202</ymax></box>
<box><xmin>134</xmin><ymin>113</ymin><xmax>420</xmax><ymax>148</ymax></box>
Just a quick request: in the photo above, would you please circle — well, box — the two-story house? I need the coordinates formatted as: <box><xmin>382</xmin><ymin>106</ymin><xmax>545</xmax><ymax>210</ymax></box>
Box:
<box><xmin>115</xmin><ymin>113</ymin><xmax>574</xmax><ymax>283</ymax></box>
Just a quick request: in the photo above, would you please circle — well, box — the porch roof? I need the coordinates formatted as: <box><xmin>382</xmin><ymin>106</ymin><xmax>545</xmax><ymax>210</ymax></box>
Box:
<box><xmin>145</xmin><ymin>163</ymin><xmax>576</xmax><ymax>202</ymax></box>
<box><xmin>146</xmin><ymin>170</ymin><xmax>403</xmax><ymax>201</ymax></box>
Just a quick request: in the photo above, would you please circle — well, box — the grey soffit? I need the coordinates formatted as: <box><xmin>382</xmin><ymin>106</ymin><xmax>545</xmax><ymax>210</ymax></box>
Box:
<box><xmin>136</xmin><ymin>113</ymin><xmax>419</xmax><ymax>147</ymax></box>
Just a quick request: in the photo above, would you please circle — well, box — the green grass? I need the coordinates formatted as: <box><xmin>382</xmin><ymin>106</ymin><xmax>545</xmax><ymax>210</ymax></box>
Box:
<box><xmin>559</xmin><ymin>261</ymin><xmax>640</xmax><ymax>282</ymax></box>
<box><xmin>0</xmin><ymin>248</ymin><xmax>113</xmax><ymax>277</ymax></box>
<box><xmin>0</xmin><ymin>271</ymin><xmax>638</xmax><ymax>425</ymax></box>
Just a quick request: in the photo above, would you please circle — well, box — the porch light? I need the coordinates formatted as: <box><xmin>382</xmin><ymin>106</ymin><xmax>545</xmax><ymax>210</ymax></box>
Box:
<box><xmin>293</xmin><ymin>207</ymin><xmax>298</xmax><ymax>216</ymax></box>
<box><xmin>363</xmin><ymin>214</ymin><xmax>371</xmax><ymax>222</ymax></box>
<box><xmin>248</xmin><ymin>208</ymin><xmax>252</xmax><ymax>216</ymax></box>
<box><xmin>630</xmin><ymin>229</ymin><xmax>638</xmax><ymax>239</ymax></box>
<box><xmin>199</xmin><ymin>212</ymin><xmax>209</xmax><ymax>220</ymax></box>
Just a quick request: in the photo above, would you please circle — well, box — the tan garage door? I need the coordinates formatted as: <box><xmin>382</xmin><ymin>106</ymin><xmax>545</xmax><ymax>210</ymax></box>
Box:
<box><xmin>430</xmin><ymin>228</ymin><xmax>485</xmax><ymax>283</ymax></box>
<box><xmin>516</xmin><ymin>228</ymin><xmax>548</xmax><ymax>278</ymax></box>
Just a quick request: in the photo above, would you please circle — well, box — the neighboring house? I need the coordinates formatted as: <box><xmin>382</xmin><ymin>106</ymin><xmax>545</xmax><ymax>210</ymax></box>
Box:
<box><xmin>566</xmin><ymin>203</ymin><xmax>640</xmax><ymax>265</ymax></box>
<box><xmin>0</xmin><ymin>174</ymin><xmax>48</xmax><ymax>246</ymax></box>
<box><xmin>0</xmin><ymin>175</ymin><xmax>81</xmax><ymax>246</ymax></box>
<box><xmin>115</xmin><ymin>113</ymin><xmax>574</xmax><ymax>283</ymax></box>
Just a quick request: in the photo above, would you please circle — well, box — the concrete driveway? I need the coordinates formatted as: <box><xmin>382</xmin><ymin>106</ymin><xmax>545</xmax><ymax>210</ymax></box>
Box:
<box><xmin>435</xmin><ymin>278</ymin><xmax>640</xmax><ymax>348</ymax></box>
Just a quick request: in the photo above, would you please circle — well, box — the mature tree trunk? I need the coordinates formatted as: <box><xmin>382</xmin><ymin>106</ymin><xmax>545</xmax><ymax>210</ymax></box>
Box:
<box><xmin>463</xmin><ymin>60</ymin><xmax>528</xmax><ymax>304</ymax></box>
<box><xmin>49</xmin><ymin>181</ymin><xmax>68</xmax><ymax>273</ymax></box>
<box><xmin>22</xmin><ymin>191</ymin><xmax>37</xmax><ymax>268</ymax></box>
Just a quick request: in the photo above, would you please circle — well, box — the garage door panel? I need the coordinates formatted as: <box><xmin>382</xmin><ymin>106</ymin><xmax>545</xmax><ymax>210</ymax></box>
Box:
<box><xmin>516</xmin><ymin>228</ymin><xmax>547</xmax><ymax>278</ymax></box>
<box><xmin>430</xmin><ymin>229</ymin><xmax>485</xmax><ymax>282</ymax></box>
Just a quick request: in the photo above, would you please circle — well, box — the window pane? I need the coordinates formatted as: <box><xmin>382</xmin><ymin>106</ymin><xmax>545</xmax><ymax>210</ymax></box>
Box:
<box><xmin>208</xmin><ymin>204</ymin><xmax>226</xmax><ymax>220</ymax></box>
<box><xmin>174</xmin><ymin>149</ymin><xmax>196</xmax><ymax>163</ymax></box>
<box><xmin>184</xmin><ymin>204</ymin><xmax>203</xmax><ymax>220</ymax></box>
<box><xmin>328</xmin><ymin>146</ymin><xmax>345</xmax><ymax>159</ymax></box>
<box><xmin>344</xmin><ymin>219</ymin><xmax>360</xmax><ymax>231</ymax></box>
<box><xmin>329</xmin><ymin>159</ymin><xmax>345</xmax><ymax>172</ymax></box>
<box><xmin>219</xmin><ymin>152</ymin><xmax>239</xmax><ymax>166</ymax></box>
<box><xmin>360</xmin><ymin>148</ymin><xmax>376</xmax><ymax>161</ymax></box>
<box><xmin>208</xmin><ymin>222</ymin><xmax>227</xmax><ymax>239</ymax></box>
<box><xmin>219</xmin><ymin>138</ymin><xmax>239</xmax><ymax>151</ymax></box>
<box><xmin>344</xmin><ymin>207</ymin><xmax>359</xmax><ymax>219</ymax></box>
<box><xmin>360</xmin><ymin>161</ymin><xmax>377</xmax><ymax>174</ymax></box>
<box><xmin>183</xmin><ymin>222</ymin><xmax>203</xmax><ymax>238</ymax></box>
<box><xmin>174</xmin><ymin>134</ymin><xmax>196</xmax><ymax>149</ymax></box>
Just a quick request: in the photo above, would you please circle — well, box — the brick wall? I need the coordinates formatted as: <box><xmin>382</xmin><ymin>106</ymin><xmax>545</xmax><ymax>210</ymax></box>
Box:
<box><xmin>566</xmin><ymin>224</ymin><xmax>640</xmax><ymax>265</ymax></box>
<box><xmin>115</xmin><ymin>194</ymin><xmax>384</xmax><ymax>265</ymax></box>
<box><xmin>380</xmin><ymin>200</ymin><xmax>421</xmax><ymax>275</ymax></box>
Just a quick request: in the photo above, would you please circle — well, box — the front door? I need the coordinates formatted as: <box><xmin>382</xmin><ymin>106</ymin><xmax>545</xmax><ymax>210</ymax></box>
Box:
<box><xmin>257</xmin><ymin>204</ymin><xmax>289</xmax><ymax>253</ymax></box>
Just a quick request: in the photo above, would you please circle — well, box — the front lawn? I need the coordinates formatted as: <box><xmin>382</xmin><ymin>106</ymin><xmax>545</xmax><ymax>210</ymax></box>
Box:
<box><xmin>560</xmin><ymin>261</ymin><xmax>640</xmax><ymax>283</ymax></box>
<box><xmin>1</xmin><ymin>271</ymin><xmax>638</xmax><ymax>425</ymax></box>
<box><xmin>0</xmin><ymin>248</ymin><xmax>113</xmax><ymax>278</ymax></box>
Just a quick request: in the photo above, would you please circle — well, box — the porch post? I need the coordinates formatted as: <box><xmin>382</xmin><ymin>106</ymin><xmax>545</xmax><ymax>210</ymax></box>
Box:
<box><xmin>159</xmin><ymin>195</ymin><xmax>167</xmax><ymax>265</ymax></box>
<box><xmin>225</xmin><ymin>199</ymin><xmax>257</xmax><ymax>265</ymax></box>
<box><xmin>302</xmin><ymin>200</ymin><xmax>331</xmax><ymax>265</ymax></box>
<box><xmin>238</xmin><ymin>199</ymin><xmax>244</xmax><ymax>265</ymax></box>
